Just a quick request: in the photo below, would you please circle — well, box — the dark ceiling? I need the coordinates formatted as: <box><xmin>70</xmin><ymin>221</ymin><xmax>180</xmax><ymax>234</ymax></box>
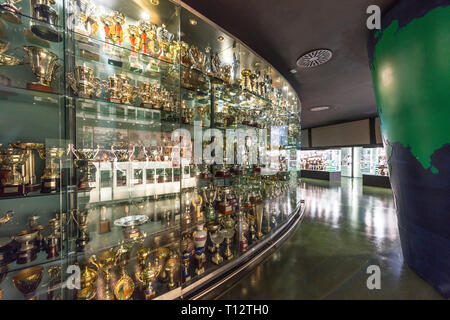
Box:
<box><xmin>182</xmin><ymin>0</ymin><xmax>397</xmax><ymax>129</ymax></box>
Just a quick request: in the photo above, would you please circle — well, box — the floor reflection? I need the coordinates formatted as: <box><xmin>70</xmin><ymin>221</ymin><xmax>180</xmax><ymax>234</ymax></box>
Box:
<box><xmin>216</xmin><ymin>177</ymin><xmax>444</xmax><ymax>300</ymax></box>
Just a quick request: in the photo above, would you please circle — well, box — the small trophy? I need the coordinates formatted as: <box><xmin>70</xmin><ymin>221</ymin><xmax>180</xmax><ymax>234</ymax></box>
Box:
<box><xmin>235</xmin><ymin>210</ymin><xmax>249</xmax><ymax>253</ymax></box>
<box><xmin>220</xmin><ymin>228</ymin><xmax>235</xmax><ymax>260</ymax></box>
<box><xmin>181</xmin><ymin>234</ymin><xmax>194</xmax><ymax>282</ymax></box>
<box><xmin>202</xmin><ymin>186</ymin><xmax>217</xmax><ymax>222</ymax></box>
<box><xmin>136</xmin><ymin>261</ymin><xmax>160</xmax><ymax>300</ymax></box>
<box><xmin>40</xmin><ymin>147</ymin><xmax>64</xmax><ymax>194</ymax></box>
<box><xmin>241</xmin><ymin>69</ymin><xmax>252</xmax><ymax>91</ymax></box>
<box><xmin>100</xmin><ymin>11</ymin><xmax>125</xmax><ymax>67</ymax></box>
<box><xmin>67</xmin><ymin>66</ymin><xmax>103</xmax><ymax>98</ymax></box>
<box><xmin>23</xmin><ymin>46</ymin><xmax>60</xmax><ymax>93</ymax></box>
<box><xmin>0</xmin><ymin>147</ymin><xmax>28</xmax><ymax>197</ymax></box>
<box><xmin>191</xmin><ymin>188</ymin><xmax>204</xmax><ymax>223</ymax></box>
<box><xmin>117</xmin><ymin>74</ymin><xmax>137</xmax><ymax>104</ymax></box>
<box><xmin>105</xmin><ymin>74</ymin><xmax>122</xmax><ymax>103</ymax></box>
<box><xmin>209</xmin><ymin>225</ymin><xmax>224</xmax><ymax>265</ymax></box>
<box><xmin>75</xmin><ymin>210</ymin><xmax>90</xmax><ymax>250</ymax></box>
<box><xmin>89</xmin><ymin>250</ymin><xmax>115</xmax><ymax>300</ymax></box>
<box><xmin>165</xmin><ymin>257</ymin><xmax>179</xmax><ymax>290</ymax></box>
<box><xmin>0</xmin><ymin>0</ymin><xmax>22</xmax><ymax>24</ymax></box>
<box><xmin>76</xmin><ymin>259</ymin><xmax>98</xmax><ymax>300</ymax></box>
<box><xmin>73</xmin><ymin>0</ymin><xmax>100</xmax><ymax>60</ymax></box>
<box><xmin>30</xmin><ymin>0</ymin><xmax>62</xmax><ymax>42</ymax></box>
<box><xmin>0</xmin><ymin>40</ymin><xmax>22</xmax><ymax>66</ymax></box>
<box><xmin>114</xmin><ymin>243</ymin><xmax>135</xmax><ymax>300</ymax></box>
<box><xmin>9</xmin><ymin>142</ymin><xmax>44</xmax><ymax>192</ymax></box>
<box><xmin>127</xmin><ymin>25</ymin><xmax>143</xmax><ymax>72</ymax></box>
<box><xmin>157</xmin><ymin>24</ymin><xmax>174</xmax><ymax>62</ymax></box>
<box><xmin>13</xmin><ymin>230</ymin><xmax>38</xmax><ymax>264</ymax></box>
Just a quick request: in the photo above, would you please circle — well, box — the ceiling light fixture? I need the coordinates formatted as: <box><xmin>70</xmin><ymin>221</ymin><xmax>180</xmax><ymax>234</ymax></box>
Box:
<box><xmin>309</xmin><ymin>105</ymin><xmax>332</xmax><ymax>112</ymax></box>
<box><xmin>290</xmin><ymin>69</ymin><xmax>297</xmax><ymax>74</ymax></box>
<box><xmin>297</xmin><ymin>49</ymin><xmax>333</xmax><ymax>68</ymax></box>
<box><xmin>217</xmin><ymin>36</ymin><xmax>224</xmax><ymax>41</ymax></box>
<box><xmin>189</xmin><ymin>18</ymin><xmax>197</xmax><ymax>25</ymax></box>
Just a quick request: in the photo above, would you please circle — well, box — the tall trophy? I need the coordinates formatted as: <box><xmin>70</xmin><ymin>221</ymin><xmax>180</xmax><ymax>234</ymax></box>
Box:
<box><xmin>156</xmin><ymin>24</ymin><xmax>174</xmax><ymax>62</ymax></box>
<box><xmin>235</xmin><ymin>210</ymin><xmax>249</xmax><ymax>253</ymax></box>
<box><xmin>114</xmin><ymin>243</ymin><xmax>135</xmax><ymax>300</ymax></box>
<box><xmin>0</xmin><ymin>0</ymin><xmax>22</xmax><ymax>24</ymax></box>
<box><xmin>105</xmin><ymin>74</ymin><xmax>122</xmax><ymax>103</ymax></box>
<box><xmin>75</xmin><ymin>209</ymin><xmax>90</xmax><ymax>250</ymax></box>
<box><xmin>202</xmin><ymin>185</ymin><xmax>217</xmax><ymax>222</ymax></box>
<box><xmin>127</xmin><ymin>25</ymin><xmax>142</xmax><ymax>71</ymax></box>
<box><xmin>192</xmin><ymin>224</ymin><xmax>207</xmax><ymax>275</ymax></box>
<box><xmin>191</xmin><ymin>188</ymin><xmax>203</xmax><ymax>222</ymax></box>
<box><xmin>0</xmin><ymin>147</ymin><xmax>28</xmax><ymax>197</ymax></box>
<box><xmin>72</xmin><ymin>146</ymin><xmax>98</xmax><ymax>190</ymax></box>
<box><xmin>9</xmin><ymin>142</ymin><xmax>44</xmax><ymax>192</ymax></box>
<box><xmin>181</xmin><ymin>233</ymin><xmax>194</xmax><ymax>282</ymax></box>
<box><xmin>209</xmin><ymin>225</ymin><xmax>224</xmax><ymax>265</ymax></box>
<box><xmin>23</xmin><ymin>46</ymin><xmax>60</xmax><ymax>93</ymax></box>
<box><xmin>73</xmin><ymin>0</ymin><xmax>100</xmax><ymax>61</ymax></box>
<box><xmin>241</xmin><ymin>69</ymin><xmax>252</xmax><ymax>91</ymax></box>
<box><xmin>136</xmin><ymin>261</ymin><xmax>160</xmax><ymax>300</ymax></box>
<box><xmin>220</xmin><ymin>227</ymin><xmax>235</xmax><ymax>260</ymax></box>
<box><xmin>67</xmin><ymin>66</ymin><xmax>103</xmax><ymax>98</ymax></box>
<box><xmin>30</xmin><ymin>0</ymin><xmax>62</xmax><ymax>42</ymax></box>
<box><xmin>118</xmin><ymin>73</ymin><xmax>137</xmax><ymax>104</ymax></box>
<box><xmin>90</xmin><ymin>250</ymin><xmax>115</xmax><ymax>300</ymax></box>
<box><xmin>189</xmin><ymin>45</ymin><xmax>207</xmax><ymax>73</ymax></box>
<box><xmin>47</xmin><ymin>265</ymin><xmax>61</xmax><ymax>300</ymax></box>
<box><xmin>100</xmin><ymin>11</ymin><xmax>125</xmax><ymax>67</ymax></box>
<box><xmin>165</xmin><ymin>257</ymin><xmax>179</xmax><ymax>290</ymax></box>
<box><xmin>40</xmin><ymin>147</ymin><xmax>64</xmax><ymax>193</ymax></box>
<box><xmin>12</xmin><ymin>266</ymin><xmax>43</xmax><ymax>300</ymax></box>
<box><xmin>76</xmin><ymin>259</ymin><xmax>98</xmax><ymax>300</ymax></box>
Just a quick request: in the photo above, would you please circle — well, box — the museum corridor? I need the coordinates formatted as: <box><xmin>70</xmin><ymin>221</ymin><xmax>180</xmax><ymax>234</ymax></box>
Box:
<box><xmin>216</xmin><ymin>178</ymin><xmax>444</xmax><ymax>300</ymax></box>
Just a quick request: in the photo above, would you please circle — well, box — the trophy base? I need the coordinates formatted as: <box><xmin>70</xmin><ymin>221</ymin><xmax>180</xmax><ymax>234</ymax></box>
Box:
<box><xmin>240</xmin><ymin>241</ymin><xmax>248</xmax><ymax>253</ymax></box>
<box><xmin>218</xmin><ymin>203</ymin><xmax>233</xmax><ymax>216</ymax></box>
<box><xmin>195</xmin><ymin>267</ymin><xmax>205</xmax><ymax>276</ymax></box>
<box><xmin>41</xmin><ymin>177</ymin><xmax>60</xmax><ymax>194</ymax></box>
<box><xmin>27</xmin><ymin>82</ymin><xmax>54</xmax><ymax>93</ymax></box>
<box><xmin>107</xmin><ymin>58</ymin><xmax>123</xmax><ymax>68</ymax></box>
<box><xmin>77</xmin><ymin>286</ymin><xmax>96</xmax><ymax>300</ymax></box>
<box><xmin>46</xmin><ymin>246</ymin><xmax>59</xmax><ymax>259</ymax></box>
<box><xmin>211</xmin><ymin>254</ymin><xmax>223</xmax><ymax>265</ymax></box>
<box><xmin>0</xmin><ymin>184</ymin><xmax>26</xmax><ymax>197</ymax></box>
<box><xmin>16</xmin><ymin>249</ymin><xmax>37</xmax><ymax>265</ymax></box>
<box><xmin>0</xmin><ymin>5</ymin><xmax>21</xmax><ymax>24</ymax></box>
<box><xmin>30</xmin><ymin>23</ymin><xmax>62</xmax><ymax>43</ymax></box>
<box><xmin>107</xmin><ymin>97</ymin><xmax>122</xmax><ymax>104</ymax></box>
<box><xmin>158</xmin><ymin>55</ymin><xmax>172</xmax><ymax>63</ymax></box>
<box><xmin>76</xmin><ymin>38</ymin><xmax>100</xmax><ymax>61</ymax></box>
<box><xmin>140</xmin><ymin>102</ymin><xmax>155</xmax><ymax>109</ymax></box>
<box><xmin>26</xmin><ymin>183</ymin><xmax>41</xmax><ymax>192</ymax></box>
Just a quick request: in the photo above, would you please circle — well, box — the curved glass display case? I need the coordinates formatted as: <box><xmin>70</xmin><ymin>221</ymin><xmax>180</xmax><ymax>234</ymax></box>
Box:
<box><xmin>0</xmin><ymin>0</ymin><xmax>301</xmax><ymax>300</ymax></box>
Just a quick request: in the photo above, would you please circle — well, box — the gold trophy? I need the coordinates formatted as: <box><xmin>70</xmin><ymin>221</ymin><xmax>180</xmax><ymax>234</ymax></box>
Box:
<box><xmin>104</xmin><ymin>74</ymin><xmax>122</xmax><ymax>103</ymax></box>
<box><xmin>180</xmin><ymin>41</ymin><xmax>191</xmax><ymax>67</ymax></box>
<box><xmin>9</xmin><ymin>142</ymin><xmax>44</xmax><ymax>192</ymax></box>
<box><xmin>117</xmin><ymin>73</ymin><xmax>137</xmax><ymax>104</ymax></box>
<box><xmin>191</xmin><ymin>188</ymin><xmax>204</xmax><ymax>223</ymax></box>
<box><xmin>138</xmin><ymin>81</ymin><xmax>155</xmax><ymax>108</ymax></box>
<box><xmin>12</xmin><ymin>265</ymin><xmax>43</xmax><ymax>300</ymax></box>
<box><xmin>165</xmin><ymin>257</ymin><xmax>179</xmax><ymax>290</ymax></box>
<box><xmin>0</xmin><ymin>40</ymin><xmax>22</xmax><ymax>66</ymax></box>
<box><xmin>47</xmin><ymin>265</ymin><xmax>61</xmax><ymax>300</ymax></box>
<box><xmin>241</xmin><ymin>69</ymin><xmax>252</xmax><ymax>91</ymax></box>
<box><xmin>202</xmin><ymin>185</ymin><xmax>217</xmax><ymax>222</ymax></box>
<box><xmin>100</xmin><ymin>11</ymin><xmax>125</xmax><ymax>67</ymax></box>
<box><xmin>40</xmin><ymin>147</ymin><xmax>64</xmax><ymax>193</ymax></box>
<box><xmin>76</xmin><ymin>259</ymin><xmax>98</xmax><ymax>300</ymax></box>
<box><xmin>30</xmin><ymin>0</ymin><xmax>62</xmax><ymax>42</ymax></box>
<box><xmin>136</xmin><ymin>261</ymin><xmax>160</xmax><ymax>300</ymax></box>
<box><xmin>209</xmin><ymin>226</ymin><xmax>224</xmax><ymax>265</ymax></box>
<box><xmin>188</xmin><ymin>45</ymin><xmax>207</xmax><ymax>73</ymax></box>
<box><xmin>114</xmin><ymin>243</ymin><xmax>135</xmax><ymax>300</ymax></box>
<box><xmin>138</xmin><ymin>21</ymin><xmax>157</xmax><ymax>56</ymax></box>
<box><xmin>67</xmin><ymin>66</ymin><xmax>103</xmax><ymax>98</ymax></box>
<box><xmin>156</xmin><ymin>24</ymin><xmax>174</xmax><ymax>62</ymax></box>
<box><xmin>23</xmin><ymin>46</ymin><xmax>60</xmax><ymax>93</ymax></box>
<box><xmin>75</xmin><ymin>209</ymin><xmax>90</xmax><ymax>250</ymax></box>
<box><xmin>0</xmin><ymin>147</ymin><xmax>28</xmax><ymax>197</ymax></box>
<box><xmin>155</xmin><ymin>247</ymin><xmax>170</xmax><ymax>282</ymax></box>
<box><xmin>72</xmin><ymin>146</ymin><xmax>99</xmax><ymax>190</ymax></box>
<box><xmin>89</xmin><ymin>250</ymin><xmax>115</xmax><ymax>300</ymax></box>
<box><xmin>0</xmin><ymin>0</ymin><xmax>22</xmax><ymax>24</ymax></box>
<box><xmin>220</xmin><ymin>228</ymin><xmax>235</xmax><ymax>260</ymax></box>
<box><xmin>73</xmin><ymin>0</ymin><xmax>100</xmax><ymax>61</ymax></box>
<box><xmin>127</xmin><ymin>25</ymin><xmax>143</xmax><ymax>72</ymax></box>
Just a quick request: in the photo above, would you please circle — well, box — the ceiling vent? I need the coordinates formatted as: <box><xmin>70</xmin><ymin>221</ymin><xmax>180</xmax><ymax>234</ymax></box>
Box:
<box><xmin>296</xmin><ymin>49</ymin><xmax>333</xmax><ymax>68</ymax></box>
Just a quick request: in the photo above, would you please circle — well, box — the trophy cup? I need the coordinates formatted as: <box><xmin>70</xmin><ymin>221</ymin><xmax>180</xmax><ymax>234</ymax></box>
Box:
<box><xmin>28</xmin><ymin>215</ymin><xmax>44</xmax><ymax>252</ymax></box>
<box><xmin>75</xmin><ymin>259</ymin><xmax>98</xmax><ymax>300</ymax></box>
<box><xmin>155</xmin><ymin>247</ymin><xmax>170</xmax><ymax>282</ymax></box>
<box><xmin>0</xmin><ymin>235</ymin><xmax>18</xmax><ymax>267</ymax></box>
<box><xmin>138</xmin><ymin>81</ymin><xmax>154</xmax><ymax>108</ymax></box>
<box><xmin>118</xmin><ymin>74</ymin><xmax>137</xmax><ymax>104</ymax></box>
<box><xmin>165</xmin><ymin>257</ymin><xmax>179</xmax><ymax>290</ymax></box>
<box><xmin>127</xmin><ymin>25</ymin><xmax>142</xmax><ymax>71</ymax></box>
<box><xmin>12</xmin><ymin>265</ymin><xmax>43</xmax><ymax>300</ymax></box>
<box><xmin>181</xmin><ymin>192</ymin><xmax>192</xmax><ymax>229</ymax></box>
<box><xmin>100</xmin><ymin>11</ymin><xmax>125</xmax><ymax>67</ymax></box>
<box><xmin>217</xmin><ymin>187</ymin><xmax>233</xmax><ymax>216</ymax></box>
<box><xmin>181</xmin><ymin>233</ymin><xmax>194</xmax><ymax>282</ymax></box>
<box><xmin>0</xmin><ymin>265</ymin><xmax>7</xmax><ymax>300</ymax></box>
<box><xmin>235</xmin><ymin>211</ymin><xmax>249</xmax><ymax>253</ymax></box>
<box><xmin>40</xmin><ymin>147</ymin><xmax>64</xmax><ymax>193</ymax></box>
<box><xmin>114</xmin><ymin>212</ymin><xmax>148</xmax><ymax>241</ymax></box>
<box><xmin>202</xmin><ymin>186</ymin><xmax>217</xmax><ymax>222</ymax></box>
<box><xmin>105</xmin><ymin>74</ymin><xmax>122</xmax><ymax>103</ymax></box>
<box><xmin>136</xmin><ymin>261</ymin><xmax>160</xmax><ymax>300</ymax></box>
<box><xmin>135</xmin><ymin>233</ymin><xmax>150</xmax><ymax>272</ymax></box>
<box><xmin>0</xmin><ymin>0</ymin><xmax>21</xmax><ymax>24</ymax></box>
<box><xmin>138</xmin><ymin>21</ymin><xmax>155</xmax><ymax>56</ymax></box>
<box><xmin>0</xmin><ymin>147</ymin><xmax>28</xmax><ymax>197</ymax></box>
<box><xmin>9</xmin><ymin>142</ymin><xmax>44</xmax><ymax>192</ymax></box>
<box><xmin>45</xmin><ymin>218</ymin><xmax>61</xmax><ymax>259</ymax></box>
<box><xmin>189</xmin><ymin>45</ymin><xmax>207</xmax><ymax>73</ymax></box>
<box><xmin>72</xmin><ymin>146</ymin><xmax>99</xmax><ymax>190</ymax></box>
<box><xmin>156</xmin><ymin>24</ymin><xmax>174</xmax><ymax>62</ymax></box>
<box><xmin>75</xmin><ymin>210</ymin><xmax>90</xmax><ymax>250</ymax></box>
<box><xmin>114</xmin><ymin>243</ymin><xmax>135</xmax><ymax>300</ymax></box>
<box><xmin>209</xmin><ymin>224</ymin><xmax>224</xmax><ymax>265</ymax></box>
<box><xmin>247</xmin><ymin>212</ymin><xmax>257</xmax><ymax>243</ymax></box>
<box><xmin>0</xmin><ymin>40</ymin><xmax>22</xmax><ymax>66</ymax></box>
<box><xmin>31</xmin><ymin>0</ymin><xmax>62</xmax><ymax>42</ymax></box>
<box><xmin>220</xmin><ymin>228</ymin><xmax>235</xmax><ymax>260</ymax></box>
<box><xmin>192</xmin><ymin>224</ymin><xmax>207</xmax><ymax>275</ymax></box>
<box><xmin>23</xmin><ymin>46</ymin><xmax>60</xmax><ymax>93</ymax></box>
<box><xmin>191</xmin><ymin>188</ymin><xmax>204</xmax><ymax>223</ymax></box>
<box><xmin>73</xmin><ymin>0</ymin><xmax>100</xmax><ymax>60</ymax></box>
<box><xmin>47</xmin><ymin>265</ymin><xmax>61</xmax><ymax>300</ymax></box>
<box><xmin>241</xmin><ymin>69</ymin><xmax>252</xmax><ymax>91</ymax></box>
<box><xmin>67</xmin><ymin>66</ymin><xmax>103</xmax><ymax>98</ymax></box>
<box><xmin>89</xmin><ymin>250</ymin><xmax>115</xmax><ymax>300</ymax></box>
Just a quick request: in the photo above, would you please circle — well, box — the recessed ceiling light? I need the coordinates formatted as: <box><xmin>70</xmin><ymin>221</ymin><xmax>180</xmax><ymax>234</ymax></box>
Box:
<box><xmin>310</xmin><ymin>105</ymin><xmax>332</xmax><ymax>112</ymax></box>
<box><xmin>297</xmin><ymin>49</ymin><xmax>333</xmax><ymax>68</ymax></box>
<box><xmin>217</xmin><ymin>36</ymin><xmax>224</xmax><ymax>41</ymax></box>
<box><xmin>290</xmin><ymin>69</ymin><xmax>297</xmax><ymax>74</ymax></box>
<box><xmin>150</xmin><ymin>0</ymin><xmax>159</xmax><ymax>5</ymax></box>
<box><xmin>189</xmin><ymin>18</ymin><xmax>197</xmax><ymax>25</ymax></box>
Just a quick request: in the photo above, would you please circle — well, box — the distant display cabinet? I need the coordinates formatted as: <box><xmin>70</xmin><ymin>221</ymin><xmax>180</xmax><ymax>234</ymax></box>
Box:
<box><xmin>361</xmin><ymin>147</ymin><xmax>390</xmax><ymax>188</ymax></box>
<box><xmin>300</xmin><ymin>150</ymin><xmax>341</xmax><ymax>182</ymax></box>
<box><xmin>0</xmin><ymin>0</ymin><xmax>302</xmax><ymax>300</ymax></box>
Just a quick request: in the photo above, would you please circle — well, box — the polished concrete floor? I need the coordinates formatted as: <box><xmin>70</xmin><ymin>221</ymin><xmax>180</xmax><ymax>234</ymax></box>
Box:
<box><xmin>218</xmin><ymin>177</ymin><xmax>444</xmax><ymax>300</ymax></box>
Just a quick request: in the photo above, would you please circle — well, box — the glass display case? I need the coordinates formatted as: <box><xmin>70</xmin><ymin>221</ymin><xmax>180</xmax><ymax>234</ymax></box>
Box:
<box><xmin>300</xmin><ymin>150</ymin><xmax>341</xmax><ymax>172</ymax></box>
<box><xmin>360</xmin><ymin>147</ymin><xmax>388</xmax><ymax>176</ymax></box>
<box><xmin>0</xmin><ymin>0</ymin><xmax>301</xmax><ymax>300</ymax></box>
